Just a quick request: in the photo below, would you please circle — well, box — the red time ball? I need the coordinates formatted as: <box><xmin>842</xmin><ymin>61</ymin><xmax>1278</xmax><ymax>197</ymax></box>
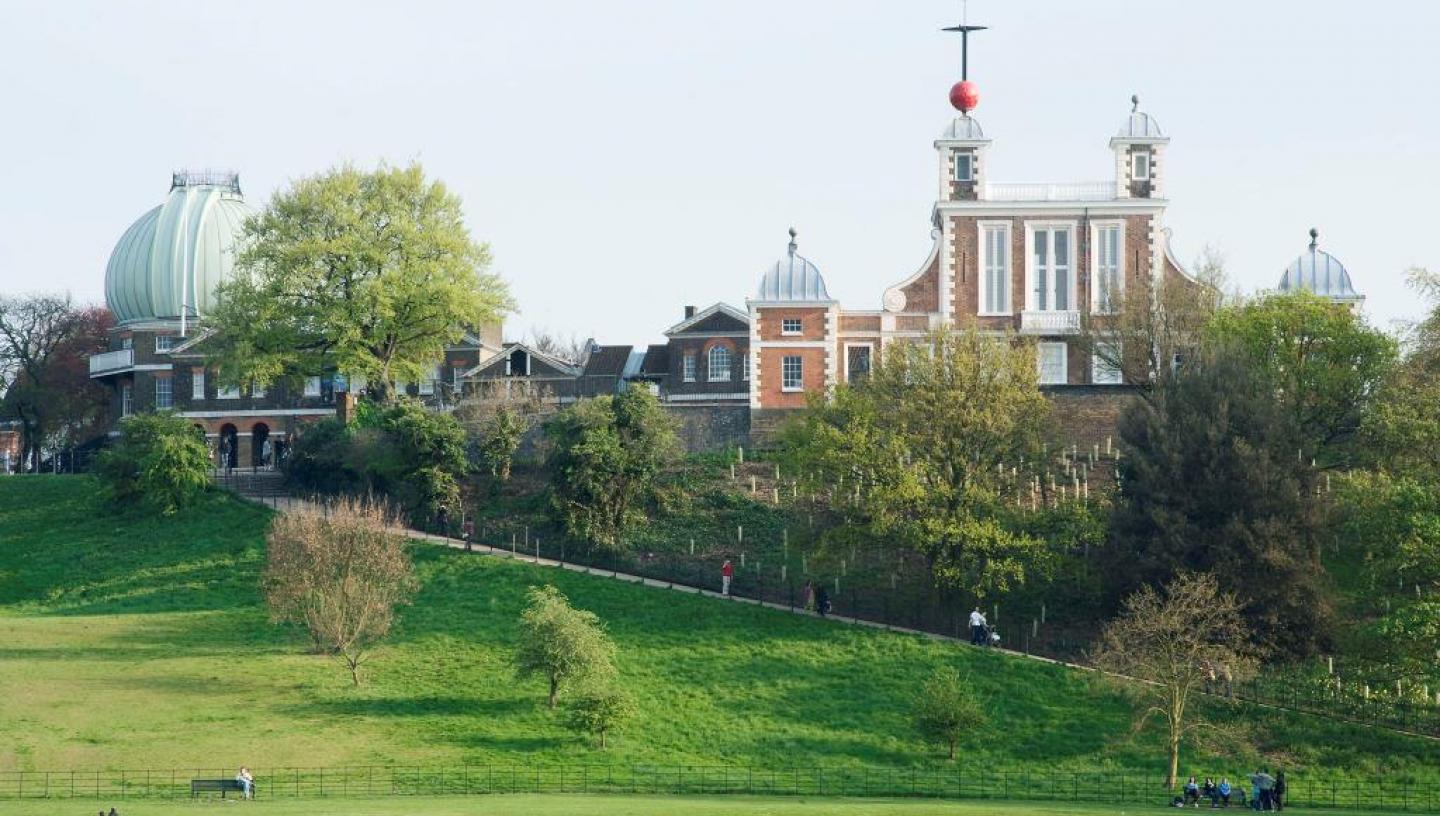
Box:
<box><xmin>950</xmin><ymin>80</ymin><xmax>979</xmax><ymax>114</ymax></box>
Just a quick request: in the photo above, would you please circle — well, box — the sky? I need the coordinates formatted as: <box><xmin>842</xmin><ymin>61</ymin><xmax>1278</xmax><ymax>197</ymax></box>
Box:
<box><xmin>0</xmin><ymin>0</ymin><xmax>1435</xmax><ymax>347</ymax></box>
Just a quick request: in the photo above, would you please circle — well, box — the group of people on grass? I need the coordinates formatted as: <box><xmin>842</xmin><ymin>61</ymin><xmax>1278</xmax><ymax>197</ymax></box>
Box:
<box><xmin>1181</xmin><ymin>771</ymin><xmax>1286</xmax><ymax>810</ymax></box>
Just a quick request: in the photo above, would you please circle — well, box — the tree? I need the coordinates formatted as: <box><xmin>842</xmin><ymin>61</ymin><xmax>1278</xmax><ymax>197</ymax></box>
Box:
<box><xmin>1362</xmin><ymin>268</ymin><xmax>1440</xmax><ymax>477</ymax></box>
<box><xmin>263</xmin><ymin>499</ymin><xmax>418</xmax><ymax>685</ymax></box>
<box><xmin>0</xmin><ymin>295</ymin><xmax>112</xmax><ymax>469</ymax></box>
<box><xmin>1108</xmin><ymin>345</ymin><xmax>1330</xmax><ymax>656</ymax></box>
<box><xmin>527</xmin><ymin>328</ymin><xmax>588</xmax><ymax>364</ymax></box>
<box><xmin>782</xmin><ymin>328</ymin><xmax>1053</xmax><ymax>600</ymax></box>
<box><xmin>545</xmin><ymin>388</ymin><xmax>680</xmax><ymax>551</ymax></box>
<box><xmin>94</xmin><ymin>412</ymin><xmax>211</xmax><ymax>515</ymax></box>
<box><xmin>1079</xmin><ymin>248</ymin><xmax>1226</xmax><ymax>396</ymax></box>
<box><xmin>455</xmin><ymin>382</ymin><xmax>549</xmax><ymax>485</ymax></box>
<box><xmin>913</xmin><ymin>666</ymin><xmax>986</xmax><ymax>759</ymax></box>
<box><xmin>514</xmin><ymin>585</ymin><xmax>616</xmax><ymax>708</ymax></box>
<box><xmin>206</xmin><ymin>163</ymin><xmax>514</xmax><ymax>401</ymax></box>
<box><xmin>566</xmin><ymin>685</ymin><xmax>636</xmax><ymax>749</ymax></box>
<box><xmin>1090</xmin><ymin>573</ymin><xmax>1258</xmax><ymax>789</ymax></box>
<box><xmin>1209</xmin><ymin>291</ymin><xmax>1397</xmax><ymax>465</ymax></box>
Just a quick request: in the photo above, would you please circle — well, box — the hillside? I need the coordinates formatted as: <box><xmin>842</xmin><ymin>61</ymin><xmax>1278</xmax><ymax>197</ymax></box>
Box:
<box><xmin>0</xmin><ymin>477</ymin><xmax>1437</xmax><ymax>784</ymax></box>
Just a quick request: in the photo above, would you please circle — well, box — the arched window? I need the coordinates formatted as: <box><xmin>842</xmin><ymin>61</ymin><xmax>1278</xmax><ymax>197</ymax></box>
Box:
<box><xmin>707</xmin><ymin>345</ymin><xmax>731</xmax><ymax>381</ymax></box>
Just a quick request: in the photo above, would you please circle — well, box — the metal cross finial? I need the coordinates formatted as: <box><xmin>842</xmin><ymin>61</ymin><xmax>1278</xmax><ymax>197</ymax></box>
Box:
<box><xmin>1131</xmin><ymin>94</ymin><xmax>1140</xmax><ymax>113</ymax></box>
<box><xmin>1309</xmin><ymin>227</ymin><xmax>1319</xmax><ymax>250</ymax></box>
<box><xmin>788</xmin><ymin>227</ymin><xmax>798</xmax><ymax>256</ymax></box>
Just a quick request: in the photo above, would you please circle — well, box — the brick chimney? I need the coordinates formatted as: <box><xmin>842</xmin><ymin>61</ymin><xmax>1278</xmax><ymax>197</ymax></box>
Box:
<box><xmin>684</xmin><ymin>305</ymin><xmax>696</xmax><ymax>319</ymax></box>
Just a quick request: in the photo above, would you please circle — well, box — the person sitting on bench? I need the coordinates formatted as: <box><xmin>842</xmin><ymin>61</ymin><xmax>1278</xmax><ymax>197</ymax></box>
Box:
<box><xmin>236</xmin><ymin>767</ymin><xmax>254</xmax><ymax>800</ymax></box>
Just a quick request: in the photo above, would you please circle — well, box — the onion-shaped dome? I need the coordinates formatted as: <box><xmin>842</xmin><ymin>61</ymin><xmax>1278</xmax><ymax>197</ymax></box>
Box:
<box><xmin>755</xmin><ymin>228</ymin><xmax>832</xmax><ymax>302</ymax></box>
<box><xmin>104</xmin><ymin>172</ymin><xmax>252</xmax><ymax>325</ymax></box>
<box><xmin>938</xmin><ymin>115</ymin><xmax>986</xmax><ymax>141</ymax></box>
<box><xmin>1279</xmin><ymin>229</ymin><xmax>1363</xmax><ymax>305</ymax></box>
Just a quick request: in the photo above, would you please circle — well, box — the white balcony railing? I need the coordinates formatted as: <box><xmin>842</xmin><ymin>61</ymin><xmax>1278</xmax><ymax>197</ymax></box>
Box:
<box><xmin>1020</xmin><ymin>310</ymin><xmax>1081</xmax><ymax>335</ymax></box>
<box><xmin>88</xmin><ymin>348</ymin><xmax>134</xmax><ymax>376</ymax></box>
<box><xmin>983</xmin><ymin>181</ymin><xmax>1117</xmax><ymax>202</ymax></box>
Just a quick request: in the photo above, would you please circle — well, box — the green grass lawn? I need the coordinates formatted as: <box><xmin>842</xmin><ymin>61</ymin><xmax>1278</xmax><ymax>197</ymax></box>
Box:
<box><xmin>1</xmin><ymin>477</ymin><xmax>1437</xmax><ymax>787</ymax></box>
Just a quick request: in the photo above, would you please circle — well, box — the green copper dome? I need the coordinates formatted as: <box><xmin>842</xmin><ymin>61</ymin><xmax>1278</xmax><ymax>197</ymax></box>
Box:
<box><xmin>104</xmin><ymin>172</ymin><xmax>252</xmax><ymax>325</ymax></box>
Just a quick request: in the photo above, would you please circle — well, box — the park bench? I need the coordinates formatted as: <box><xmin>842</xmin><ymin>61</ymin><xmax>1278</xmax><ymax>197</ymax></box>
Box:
<box><xmin>190</xmin><ymin>778</ymin><xmax>253</xmax><ymax>798</ymax></box>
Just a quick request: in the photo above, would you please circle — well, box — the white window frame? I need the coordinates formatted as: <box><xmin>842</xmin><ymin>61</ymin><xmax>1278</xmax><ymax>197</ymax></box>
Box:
<box><xmin>742</xmin><ymin>353</ymin><xmax>751</xmax><ymax>381</ymax></box>
<box><xmin>1090</xmin><ymin>220</ymin><xmax>1126</xmax><ymax>314</ymax></box>
<box><xmin>1024</xmin><ymin>221</ymin><xmax>1078</xmax><ymax>313</ymax></box>
<box><xmin>781</xmin><ymin>355</ymin><xmax>804</xmax><ymax>391</ymax></box>
<box><xmin>154</xmin><ymin>376</ymin><xmax>173</xmax><ymax>410</ymax></box>
<box><xmin>707</xmin><ymin>345</ymin><xmax>731</xmax><ymax>382</ymax></box>
<box><xmin>192</xmin><ymin>369</ymin><xmax>206</xmax><ymax>401</ymax></box>
<box><xmin>1132</xmin><ymin>151</ymin><xmax>1151</xmax><ymax>181</ymax></box>
<box><xmin>418</xmin><ymin>366</ymin><xmax>437</xmax><ymax>395</ymax></box>
<box><xmin>1092</xmin><ymin>340</ymin><xmax>1124</xmax><ymax>385</ymax></box>
<box><xmin>121</xmin><ymin>336</ymin><xmax>133</xmax><ymax>350</ymax></box>
<box><xmin>977</xmin><ymin>220</ymin><xmax>1012</xmax><ymax>316</ymax></box>
<box><xmin>121</xmin><ymin>383</ymin><xmax>133</xmax><ymax>416</ymax></box>
<box><xmin>953</xmin><ymin>152</ymin><xmax>973</xmax><ymax>182</ymax></box>
<box><xmin>304</xmin><ymin>376</ymin><xmax>322</xmax><ymax>397</ymax></box>
<box><xmin>218</xmin><ymin>384</ymin><xmax>240</xmax><ymax>400</ymax></box>
<box><xmin>1037</xmin><ymin>341</ymin><xmax>1068</xmax><ymax>385</ymax></box>
<box><xmin>682</xmin><ymin>354</ymin><xmax>697</xmax><ymax>382</ymax></box>
<box><xmin>154</xmin><ymin>335</ymin><xmax>175</xmax><ymax>353</ymax></box>
<box><xmin>844</xmin><ymin>343</ymin><xmax>874</xmax><ymax>383</ymax></box>
<box><xmin>781</xmin><ymin>318</ymin><xmax>803</xmax><ymax>335</ymax></box>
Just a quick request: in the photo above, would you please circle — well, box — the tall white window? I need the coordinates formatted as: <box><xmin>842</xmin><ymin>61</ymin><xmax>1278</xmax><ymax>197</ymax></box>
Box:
<box><xmin>707</xmin><ymin>346</ymin><xmax>731</xmax><ymax>381</ymax></box>
<box><xmin>1037</xmin><ymin>342</ymin><xmax>1067</xmax><ymax>385</ymax></box>
<box><xmin>781</xmin><ymin>318</ymin><xmax>802</xmax><ymax>335</ymax></box>
<box><xmin>192</xmin><ymin>369</ymin><xmax>206</xmax><ymax>400</ymax></box>
<box><xmin>953</xmin><ymin>153</ymin><xmax>973</xmax><ymax>182</ymax></box>
<box><xmin>304</xmin><ymin>376</ymin><xmax>322</xmax><ymax>397</ymax></box>
<box><xmin>682</xmin><ymin>354</ymin><xmax>697</xmax><ymax>382</ymax></box>
<box><xmin>846</xmin><ymin>345</ymin><xmax>872</xmax><ymax>382</ymax></box>
<box><xmin>781</xmin><ymin>355</ymin><xmax>803</xmax><ymax>391</ymax></box>
<box><xmin>1092</xmin><ymin>223</ymin><xmax>1124</xmax><ymax>313</ymax></box>
<box><xmin>742</xmin><ymin>353</ymin><xmax>751</xmax><ymax>381</ymax></box>
<box><xmin>1092</xmin><ymin>341</ymin><xmax>1124</xmax><ymax>385</ymax></box>
<box><xmin>979</xmin><ymin>223</ymin><xmax>1011</xmax><ymax>315</ymax></box>
<box><xmin>1132</xmin><ymin>151</ymin><xmax>1151</xmax><ymax>181</ymax></box>
<box><xmin>121</xmin><ymin>384</ymin><xmax>133</xmax><ymax>416</ymax></box>
<box><xmin>1028</xmin><ymin>224</ymin><xmax>1074</xmax><ymax>311</ymax></box>
<box><xmin>154</xmin><ymin>377</ymin><xmax>172</xmax><ymax>410</ymax></box>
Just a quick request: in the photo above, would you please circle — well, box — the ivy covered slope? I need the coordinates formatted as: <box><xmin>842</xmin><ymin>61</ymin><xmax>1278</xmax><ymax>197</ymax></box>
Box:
<box><xmin>0</xmin><ymin>476</ymin><xmax>1437</xmax><ymax>782</ymax></box>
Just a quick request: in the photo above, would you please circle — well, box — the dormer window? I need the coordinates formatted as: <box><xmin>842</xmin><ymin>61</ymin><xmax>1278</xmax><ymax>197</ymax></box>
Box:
<box><xmin>1131</xmin><ymin>151</ymin><xmax>1151</xmax><ymax>181</ymax></box>
<box><xmin>781</xmin><ymin>318</ymin><xmax>802</xmax><ymax>335</ymax></box>
<box><xmin>953</xmin><ymin>153</ymin><xmax>974</xmax><ymax>182</ymax></box>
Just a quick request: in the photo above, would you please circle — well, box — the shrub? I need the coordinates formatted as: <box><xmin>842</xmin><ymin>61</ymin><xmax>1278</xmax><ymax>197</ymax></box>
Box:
<box><xmin>566</xmin><ymin>685</ymin><xmax>636</xmax><ymax>748</ymax></box>
<box><xmin>913</xmin><ymin>666</ymin><xmax>985</xmax><ymax>760</ymax></box>
<box><xmin>95</xmin><ymin>412</ymin><xmax>211</xmax><ymax>515</ymax></box>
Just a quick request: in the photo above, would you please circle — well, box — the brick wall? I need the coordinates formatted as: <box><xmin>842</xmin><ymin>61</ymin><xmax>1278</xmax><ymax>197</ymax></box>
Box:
<box><xmin>755</xmin><ymin>307</ymin><xmax>828</xmax><ymax>342</ymax></box>
<box><xmin>756</xmin><ymin>347</ymin><xmax>824</xmax><ymax>409</ymax></box>
<box><xmin>1044</xmin><ymin>386</ymin><xmax>1136</xmax><ymax>449</ymax></box>
<box><xmin>898</xmin><ymin>256</ymin><xmax>940</xmax><ymax>313</ymax></box>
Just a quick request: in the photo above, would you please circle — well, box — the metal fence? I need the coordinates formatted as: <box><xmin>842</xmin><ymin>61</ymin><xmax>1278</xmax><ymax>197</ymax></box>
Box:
<box><xmin>2</xmin><ymin>766</ymin><xmax>1438</xmax><ymax>810</ymax></box>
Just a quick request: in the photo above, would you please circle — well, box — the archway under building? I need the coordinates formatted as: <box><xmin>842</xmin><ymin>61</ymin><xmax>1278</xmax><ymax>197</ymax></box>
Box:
<box><xmin>219</xmin><ymin>424</ymin><xmax>238</xmax><ymax>470</ymax></box>
<box><xmin>251</xmin><ymin>423</ymin><xmax>270</xmax><ymax>469</ymax></box>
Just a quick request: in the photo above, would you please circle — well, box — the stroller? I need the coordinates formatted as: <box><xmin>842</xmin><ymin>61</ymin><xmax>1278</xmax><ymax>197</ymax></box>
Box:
<box><xmin>986</xmin><ymin>624</ymin><xmax>1001</xmax><ymax>648</ymax></box>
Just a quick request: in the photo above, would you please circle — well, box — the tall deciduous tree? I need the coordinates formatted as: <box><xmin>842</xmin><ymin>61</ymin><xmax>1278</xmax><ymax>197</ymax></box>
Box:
<box><xmin>1108</xmin><ymin>346</ymin><xmax>1329</xmax><ymax>655</ymax></box>
<box><xmin>207</xmin><ymin>163</ymin><xmax>513</xmax><ymax>401</ymax></box>
<box><xmin>514</xmin><ymin>585</ymin><xmax>617</xmax><ymax>709</ymax></box>
<box><xmin>1209</xmin><ymin>291</ymin><xmax>1397</xmax><ymax>465</ymax></box>
<box><xmin>782</xmin><ymin>329</ymin><xmax>1053</xmax><ymax>600</ymax></box>
<box><xmin>263</xmin><ymin>499</ymin><xmax>418</xmax><ymax>685</ymax></box>
<box><xmin>1090</xmin><ymin>573</ymin><xmax>1258</xmax><ymax>790</ymax></box>
<box><xmin>0</xmin><ymin>295</ymin><xmax>112</xmax><ymax>469</ymax></box>
<box><xmin>545</xmin><ymin>388</ymin><xmax>680</xmax><ymax>551</ymax></box>
<box><xmin>1363</xmin><ymin>268</ymin><xmax>1440</xmax><ymax>477</ymax></box>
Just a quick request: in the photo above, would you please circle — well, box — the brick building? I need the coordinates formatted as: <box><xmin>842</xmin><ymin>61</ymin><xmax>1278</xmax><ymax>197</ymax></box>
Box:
<box><xmin>89</xmin><ymin>172</ymin><xmax>502</xmax><ymax>467</ymax></box>
<box><xmin>739</xmin><ymin>99</ymin><xmax>1206</xmax><ymax>439</ymax></box>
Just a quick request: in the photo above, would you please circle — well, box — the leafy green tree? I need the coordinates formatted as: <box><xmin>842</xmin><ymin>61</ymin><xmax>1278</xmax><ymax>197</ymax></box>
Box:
<box><xmin>1362</xmin><ymin>268</ymin><xmax>1440</xmax><ymax>477</ymax></box>
<box><xmin>1209</xmin><ymin>291</ymin><xmax>1397</xmax><ymax>464</ymax></box>
<box><xmin>913</xmin><ymin>666</ymin><xmax>985</xmax><ymax>759</ymax></box>
<box><xmin>1108</xmin><ymin>345</ymin><xmax>1329</xmax><ymax>655</ymax></box>
<box><xmin>455</xmin><ymin>383</ymin><xmax>547</xmax><ymax>486</ymax></box>
<box><xmin>782</xmin><ymin>329</ymin><xmax>1053</xmax><ymax>600</ymax></box>
<box><xmin>514</xmin><ymin>585</ymin><xmax>617</xmax><ymax>709</ymax></box>
<box><xmin>95</xmin><ymin>412</ymin><xmax>211</xmax><ymax>515</ymax></box>
<box><xmin>545</xmin><ymin>388</ymin><xmax>680</xmax><ymax>551</ymax></box>
<box><xmin>207</xmin><ymin>163</ymin><xmax>513</xmax><ymax>401</ymax></box>
<box><xmin>566</xmin><ymin>685</ymin><xmax>636</xmax><ymax>749</ymax></box>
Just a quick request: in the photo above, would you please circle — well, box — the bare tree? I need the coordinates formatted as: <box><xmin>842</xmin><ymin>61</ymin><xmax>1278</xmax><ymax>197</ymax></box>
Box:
<box><xmin>1090</xmin><ymin>573</ymin><xmax>1259</xmax><ymax>789</ymax></box>
<box><xmin>263</xmin><ymin>499</ymin><xmax>419</xmax><ymax>685</ymax></box>
<box><xmin>526</xmin><ymin>328</ymin><xmax>588</xmax><ymax>364</ymax></box>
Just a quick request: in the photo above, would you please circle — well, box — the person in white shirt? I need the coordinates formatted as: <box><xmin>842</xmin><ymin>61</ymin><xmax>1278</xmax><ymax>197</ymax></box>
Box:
<box><xmin>969</xmin><ymin>608</ymin><xmax>987</xmax><ymax>646</ymax></box>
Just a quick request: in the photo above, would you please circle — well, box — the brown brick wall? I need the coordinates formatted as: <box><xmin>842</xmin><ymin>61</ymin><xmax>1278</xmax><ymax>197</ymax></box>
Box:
<box><xmin>899</xmin><ymin>256</ymin><xmax>940</xmax><ymax>313</ymax></box>
<box><xmin>839</xmin><ymin>314</ymin><xmax>881</xmax><ymax>332</ymax></box>
<box><xmin>896</xmin><ymin>315</ymin><xmax>929</xmax><ymax>332</ymax></box>
<box><xmin>756</xmin><ymin>307</ymin><xmax>828</xmax><ymax>342</ymax></box>
<box><xmin>1044</xmin><ymin>387</ymin><xmax>1136</xmax><ymax>450</ymax></box>
<box><xmin>757</xmin><ymin>346</ymin><xmax>825</xmax><ymax>409</ymax></box>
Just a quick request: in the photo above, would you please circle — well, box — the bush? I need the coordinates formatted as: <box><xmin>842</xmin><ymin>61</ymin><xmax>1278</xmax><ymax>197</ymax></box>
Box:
<box><xmin>95</xmin><ymin>412</ymin><xmax>211</xmax><ymax>515</ymax></box>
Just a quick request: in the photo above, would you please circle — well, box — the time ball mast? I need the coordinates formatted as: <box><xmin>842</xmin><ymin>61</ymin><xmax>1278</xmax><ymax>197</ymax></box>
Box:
<box><xmin>942</xmin><ymin>17</ymin><xmax>987</xmax><ymax>114</ymax></box>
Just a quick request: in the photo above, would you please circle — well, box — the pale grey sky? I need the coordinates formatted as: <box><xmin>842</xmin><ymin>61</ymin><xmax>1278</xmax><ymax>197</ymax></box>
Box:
<box><xmin>0</xmin><ymin>1</ymin><xmax>1435</xmax><ymax>346</ymax></box>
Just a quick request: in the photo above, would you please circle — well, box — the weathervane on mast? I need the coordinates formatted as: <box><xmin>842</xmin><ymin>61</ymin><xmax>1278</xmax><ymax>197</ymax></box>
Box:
<box><xmin>942</xmin><ymin>0</ymin><xmax>986</xmax><ymax>115</ymax></box>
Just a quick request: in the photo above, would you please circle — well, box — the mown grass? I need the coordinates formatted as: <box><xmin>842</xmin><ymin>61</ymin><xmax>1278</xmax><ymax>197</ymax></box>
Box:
<box><xmin>0</xmin><ymin>477</ymin><xmax>1437</xmax><ymax>785</ymax></box>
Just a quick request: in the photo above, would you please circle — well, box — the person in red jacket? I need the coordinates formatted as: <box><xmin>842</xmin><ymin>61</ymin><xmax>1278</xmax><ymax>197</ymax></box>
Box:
<box><xmin>721</xmin><ymin>559</ymin><xmax>734</xmax><ymax>596</ymax></box>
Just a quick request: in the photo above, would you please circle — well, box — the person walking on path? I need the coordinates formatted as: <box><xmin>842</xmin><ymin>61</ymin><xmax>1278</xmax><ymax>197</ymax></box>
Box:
<box><xmin>435</xmin><ymin>505</ymin><xmax>450</xmax><ymax>537</ymax></box>
<box><xmin>815</xmin><ymin>582</ymin><xmax>830</xmax><ymax>617</ymax></box>
<box><xmin>721</xmin><ymin>559</ymin><xmax>734</xmax><ymax>596</ymax></box>
<box><xmin>802</xmin><ymin>579</ymin><xmax>814</xmax><ymax>611</ymax></box>
<box><xmin>969</xmin><ymin>607</ymin><xmax>988</xmax><ymax>646</ymax></box>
